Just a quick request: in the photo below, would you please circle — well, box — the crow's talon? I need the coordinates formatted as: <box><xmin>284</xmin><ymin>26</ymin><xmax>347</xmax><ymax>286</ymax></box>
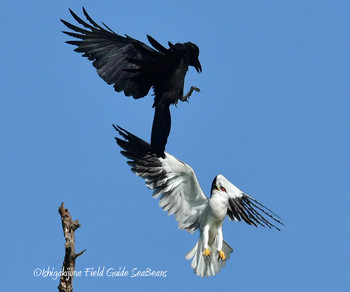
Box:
<box><xmin>180</xmin><ymin>86</ymin><xmax>200</xmax><ymax>103</ymax></box>
<box><xmin>191</xmin><ymin>86</ymin><xmax>200</xmax><ymax>92</ymax></box>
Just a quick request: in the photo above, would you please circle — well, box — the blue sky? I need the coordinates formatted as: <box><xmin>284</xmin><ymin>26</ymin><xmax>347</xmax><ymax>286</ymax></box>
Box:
<box><xmin>1</xmin><ymin>0</ymin><xmax>349</xmax><ymax>291</ymax></box>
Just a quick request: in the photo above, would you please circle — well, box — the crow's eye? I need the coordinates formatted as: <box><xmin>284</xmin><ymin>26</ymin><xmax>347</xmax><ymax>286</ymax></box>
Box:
<box><xmin>220</xmin><ymin>186</ymin><xmax>226</xmax><ymax>192</ymax></box>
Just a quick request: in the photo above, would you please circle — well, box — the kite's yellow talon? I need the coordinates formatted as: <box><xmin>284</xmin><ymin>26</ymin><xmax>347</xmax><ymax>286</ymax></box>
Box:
<box><xmin>218</xmin><ymin>250</ymin><xmax>226</xmax><ymax>261</ymax></box>
<box><xmin>203</xmin><ymin>248</ymin><xmax>210</xmax><ymax>257</ymax></box>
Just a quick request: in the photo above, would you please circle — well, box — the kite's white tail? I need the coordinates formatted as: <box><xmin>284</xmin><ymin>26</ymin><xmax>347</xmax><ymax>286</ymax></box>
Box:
<box><xmin>185</xmin><ymin>237</ymin><xmax>233</xmax><ymax>277</ymax></box>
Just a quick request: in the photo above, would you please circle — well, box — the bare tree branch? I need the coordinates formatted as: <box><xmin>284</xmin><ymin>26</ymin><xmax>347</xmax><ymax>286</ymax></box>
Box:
<box><xmin>58</xmin><ymin>202</ymin><xmax>86</xmax><ymax>292</ymax></box>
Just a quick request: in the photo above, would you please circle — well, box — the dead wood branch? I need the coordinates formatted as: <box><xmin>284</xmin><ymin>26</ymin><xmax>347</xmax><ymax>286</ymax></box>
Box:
<box><xmin>58</xmin><ymin>202</ymin><xmax>86</xmax><ymax>292</ymax></box>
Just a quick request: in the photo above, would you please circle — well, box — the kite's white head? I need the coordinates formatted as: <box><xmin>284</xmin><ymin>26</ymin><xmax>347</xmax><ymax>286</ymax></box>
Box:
<box><xmin>210</xmin><ymin>174</ymin><xmax>244</xmax><ymax>199</ymax></box>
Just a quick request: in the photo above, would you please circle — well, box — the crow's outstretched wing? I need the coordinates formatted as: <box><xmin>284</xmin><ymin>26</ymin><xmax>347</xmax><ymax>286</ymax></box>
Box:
<box><xmin>61</xmin><ymin>8</ymin><xmax>178</xmax><ymax>99</ymax></box>
<box><xmin>114</xmin><ymin>125</ymin><xmax>208</xmax><ymax>233</ymax></box>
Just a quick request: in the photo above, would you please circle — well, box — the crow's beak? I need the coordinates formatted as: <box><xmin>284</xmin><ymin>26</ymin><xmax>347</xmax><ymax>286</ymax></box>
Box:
<box><xmin>195</xmin><ymin>60</ymin><xmax>202</xmax><ymax>73</ymax></box>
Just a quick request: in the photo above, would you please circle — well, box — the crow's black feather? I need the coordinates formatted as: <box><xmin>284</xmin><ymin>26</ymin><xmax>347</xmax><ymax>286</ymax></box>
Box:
<box><xmin>62</xmin><ymin>8</ymin><xmax>202</xmax><ymax>157</ymax></box>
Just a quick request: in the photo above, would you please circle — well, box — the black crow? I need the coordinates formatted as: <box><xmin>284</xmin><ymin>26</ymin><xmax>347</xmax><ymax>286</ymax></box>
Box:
<box><xmin>61</xmin><ymin>8</ymin><xmax>202</xmax><ymax>157</ymax></box>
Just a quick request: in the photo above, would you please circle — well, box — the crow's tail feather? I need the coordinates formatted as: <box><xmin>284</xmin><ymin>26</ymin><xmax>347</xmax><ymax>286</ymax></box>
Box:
<box><xmin>151</xmin><ymin>106</ymin><xmax>171</xmax><ymax>158</ymax></box>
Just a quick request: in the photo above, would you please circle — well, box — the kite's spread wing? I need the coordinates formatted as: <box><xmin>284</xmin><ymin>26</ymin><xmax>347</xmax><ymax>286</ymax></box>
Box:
<box><xmin>114</xmin><ymin>125</ymin><xmax>208</xmax><ymax>233</ymax></box>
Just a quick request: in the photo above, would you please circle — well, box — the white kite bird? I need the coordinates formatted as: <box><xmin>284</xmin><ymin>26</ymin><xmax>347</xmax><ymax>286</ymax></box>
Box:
<box><xmin>114</xmin><ymin>125</ymin><xmax>283</xmax><ymax>277</ymax></box>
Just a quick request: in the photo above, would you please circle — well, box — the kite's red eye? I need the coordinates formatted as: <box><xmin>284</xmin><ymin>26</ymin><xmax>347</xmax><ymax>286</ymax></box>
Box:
<box><xmin>220</xmin><ymin>186</ymin><xmax>226</xmax><ymax>192</ymax></box>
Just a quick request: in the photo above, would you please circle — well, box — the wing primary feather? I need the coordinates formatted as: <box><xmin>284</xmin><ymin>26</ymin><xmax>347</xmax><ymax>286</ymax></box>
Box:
<box><xmin>228</xmin><ymin>194</ymin><xmax>283</xmax><ymax>231</ymax></box>
<box><xmin>243</xmin><ymin>196</ymin><xmax>284</xmax><ymax>226</ymax></box>
<box><xmin>229</xmin><ymin>198</ymin><xmax>257</xmax><ymax>226</ymax></box>
<box><xmin>242</xmin><ymin>195</ymin><xmax>284</xmax><ymax>230</ymax></box>
<box><xmin>244</xmin><ymin>193</ymin><xmax>283</xmax><ymax>220</ymax></box>
<box><xmin>61</xmin><ymin>19</ymin><xmax>90</xmax><ymax>35</ymax></box>
<box><xmin>63</xmin><ymin>32</ymin><xmax>85</xmax><ymax>40</ymax></box>
<box><xmin>113</xmin><ymin>125</ymin><xmax>152</xmax><ymax>152</ymax></box>
<box><xmin>239</xmin><ymin>201</ymin><xmax>266</xmax><ymax>227</ymax></box>
<box><xmin>168</xmin><ymin>41</ymin><xmax>175</xmax><ymax>50</ymax></box>
<box><xmin>102</xmin><ymin>21</ymin><xmax>116</xmax><ymax>33</ymax></box>
<box><xmin>68</xmin><ymin>8</ymin><xmax>96</xmax><ymax>31</ymax></box>
<box><xmin>147</xmin><ymin>35</ymin><xmax>168</xmax><ymax>53</ymax></box>
<box><xmin>82</xmin><ymin>7</ymin><xmax>104</xmax><ymax>30</ymax></box>
<box><xmin>241</xmin><ymin>200</ymin><xmax>271</xmax><ymax>228</ymax></box>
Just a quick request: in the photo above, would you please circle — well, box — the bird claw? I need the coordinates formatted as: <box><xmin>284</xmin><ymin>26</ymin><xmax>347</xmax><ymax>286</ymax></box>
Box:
<box><xmin>203</xmin><ymin>248</ymin><xmax>210</xmax><ymax>257</ymax></box>
<box><xmin>190</xmin><ymin>86</ymin><xmax>200</xmax><ymax>93</ymax></box>
<box><xmin>179</xmin><ymin>96</ymin><xmax>190</xmax><ymax>103</ymax></box>
<box><xmin>218</xmin><ymin>250</ymin><xmax>226</xmax><ymax>261</ymax></box>
<box><xmin>180</xmin><ymin>86</ymin><xmax>201</xmax><ymax>103</ymax></box>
